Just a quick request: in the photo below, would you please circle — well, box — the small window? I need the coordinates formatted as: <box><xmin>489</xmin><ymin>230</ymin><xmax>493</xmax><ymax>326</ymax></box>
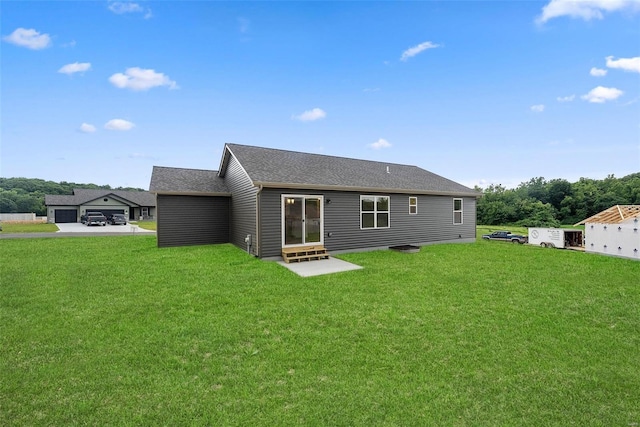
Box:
<box><xmin>453</xmin><ymin>198</ymin><xmax>463</xmax><ymax>225</ymax></box>
<box><xmin>361</xmin><ymin>195</ymin><xmax>390</xmax><ymax>229</ymax></box>
<box><xmin>409</xmin><ymin>197</ymin><xmax>417</xmax><ymax>215</ymax></box>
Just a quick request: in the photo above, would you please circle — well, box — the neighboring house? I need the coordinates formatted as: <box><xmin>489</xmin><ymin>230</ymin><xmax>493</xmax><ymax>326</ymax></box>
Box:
<box><xmin>149</xmin><ymin>143</ymin><xmax>481</xmax><ymax>257</ymax></box>
<box><xmin>576</xmin><ymin>205</ymin><xmax>640</xmax><ymax>261</ymax></box>
<box><xmin>45</xmin><ymin>189</ymin><xmax>156</xmax><ymax>223</ymax></box>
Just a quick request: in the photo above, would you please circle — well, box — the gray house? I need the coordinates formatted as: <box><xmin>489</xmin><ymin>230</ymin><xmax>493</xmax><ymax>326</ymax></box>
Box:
<box><xmin>149</xmin><ymin>143</ymin><xmax>481</xmax><ymax>257</ymax></box>
<box><xmin>45</xmin><ymin>189</ymin><xmax>156</xmax><ymax>223</ymax></box>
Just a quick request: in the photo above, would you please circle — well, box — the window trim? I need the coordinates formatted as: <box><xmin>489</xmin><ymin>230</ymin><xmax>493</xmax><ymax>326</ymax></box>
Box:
<box><xmin>409</xmin><ymin>196</ymin><xmax>418</xmax><ymax>215</ymax></box>
<box><xmin>360</xmin><ymin>195</ymin><xmax>390</xmax><ymax>229</ymax></box>
<box><xmin>453</xmin><ymin>198</ymin><xmax>463</xmax><ymax>225</ymax></box>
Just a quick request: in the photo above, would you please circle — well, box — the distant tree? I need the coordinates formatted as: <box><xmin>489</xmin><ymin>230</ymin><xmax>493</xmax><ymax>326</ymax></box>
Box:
<box><xmin>515</xmin><ymin>199</ymin><xmax>560</xmax><ymax>228</ymax></box>
<box><xmin>517</xmin><ymin>177</ymin><xmax>549</xmax><ymax>204</ymax></box>
<box><xmin>0</xmin><ymin>195</ymin><xmax>18</xmax><ymax>213</ymax></box>
<box><xmin>476</xmin><ymin>172</ymin><xmax>639</xmax><ymax>226</ymax></box>
<box><xmin>547</xmin><ymin>179</ymin><xmax>572</xmax><ymax>211</ymax></box>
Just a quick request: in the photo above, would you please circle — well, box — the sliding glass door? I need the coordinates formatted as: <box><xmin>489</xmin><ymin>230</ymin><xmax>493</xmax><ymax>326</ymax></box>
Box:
<box><xmin>282</xmin><ymin>195</ymin><xmax>323</xmax><ymax>247</ymax></box>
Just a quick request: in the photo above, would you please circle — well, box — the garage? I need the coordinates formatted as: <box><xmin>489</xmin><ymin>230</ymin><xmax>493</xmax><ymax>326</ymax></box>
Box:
<box><xmin>157</xmin><ymin>195</ymin><xmax>230</xmax><ymax>247</ymax></box>
<box><xmin>54</xmin><ymin>209</ymin><xmax>78</xmax><ymax>223</ymax></box>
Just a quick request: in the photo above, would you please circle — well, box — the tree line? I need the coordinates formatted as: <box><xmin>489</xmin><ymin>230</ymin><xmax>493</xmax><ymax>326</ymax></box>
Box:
<box><xmin>476</xmin><ymin>173</ymin><xmax>640</xmax><ymax>227</ymax></box>
<box><xmin>0</xmin><ymin>177</ymin><xmax>144</xmax><ymax>217</ymax></box>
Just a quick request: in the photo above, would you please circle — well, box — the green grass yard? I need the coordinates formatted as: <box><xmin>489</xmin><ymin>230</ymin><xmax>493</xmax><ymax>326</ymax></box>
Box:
<box><xmin>1</xmin><ymin>236</ymin><xmax>639</xmax><ymax>425</ymax></box>
<box><xmin>133</xmin><ymin>220</ymin><xmax>157</xmax><ymax>231</ymax></box>
<box><xmin>0</xmin><ymin>222</ymin><xmax>59</xmax><ymax>233</ymax></box>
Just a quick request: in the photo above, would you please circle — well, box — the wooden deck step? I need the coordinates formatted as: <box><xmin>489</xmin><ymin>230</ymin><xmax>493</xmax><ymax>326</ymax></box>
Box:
<box><xmin>281</xmin><ymin>245</ymin><xmax>330</xmax><ymax>264</ymax></box>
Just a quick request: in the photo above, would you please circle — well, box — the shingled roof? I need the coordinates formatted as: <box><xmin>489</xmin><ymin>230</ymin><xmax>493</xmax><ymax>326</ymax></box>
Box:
<box><xmin>576</xmin><ymin>205</ymin><xmax>640</xmax><ymax>225</ymax></box>
<box><xmin>149</xmin><ymin>166</ymin><xmax>229</xmax><ymax>195</ymax></box>
<box><xmin>45</xmin><ymin>189</ymin><xmax>156</xmax><ymax>206</ymax></box>
<box><xmin>219</xmin><ymin>143</ymin><xmax>480</xmax><ymax>197</ymax></box>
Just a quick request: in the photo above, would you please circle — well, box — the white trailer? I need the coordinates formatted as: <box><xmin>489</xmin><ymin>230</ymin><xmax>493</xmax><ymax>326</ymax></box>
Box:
<box><xmin>528</xmin><ymin>228</ymin><xmax>584</xmax><ymax>249</ymax></box>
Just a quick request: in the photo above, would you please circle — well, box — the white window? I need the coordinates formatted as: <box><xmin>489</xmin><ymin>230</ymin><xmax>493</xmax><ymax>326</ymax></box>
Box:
<box><xmin>409</xmin><ymin>197</ymin><xmax>417</xmax><ymax>215</ymax></box>
<box><xmin>453</xmin><ymin>198</ymin><xmax>463</xmax><ymax>225</ymax></box>
<box><xmin>361</xmin><ymin>196</ymin><xmax>390</xmax><ymax>229</ymax></box>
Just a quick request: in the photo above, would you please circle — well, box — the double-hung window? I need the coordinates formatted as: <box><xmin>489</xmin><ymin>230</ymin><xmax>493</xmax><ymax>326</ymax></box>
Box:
<box><xmin>453</xmin><ymin>198</ymin><xmax>463</xmax><ymax>225</ymax></box>
<box><xmin>361</xmin><ymin>196</ymin><xmax>390</xmax><ymax>229</ymax></box>
<box><xmin>409</xmin><ymin>197</ymin><xmax>417</xmax><ymax>215</ymax></box>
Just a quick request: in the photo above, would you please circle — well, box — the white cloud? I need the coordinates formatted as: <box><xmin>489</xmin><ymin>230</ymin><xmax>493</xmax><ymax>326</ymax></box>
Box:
<box><xmin>109</xmin><ymin>67</ymin><xmax>178</xmax><ymax>91</ymax></box>
<box><xmin>606</xmin><ymin>56</ymin><xmax>640</xmax><ymax>73</ymax></box>
<box><xmin>536</xmin><ymin>0</ymin><xmax>640</xmax><ymax>24</ymax></box>
<box><xmin>581</xmin><ymin>86</ymin><xmax>624</xmax><ymax>103</ymax></box>
<box><xmin>79</xmin><ymin>123</ymin><xmax>96</xmax><ymax>133</ymax></box>
<box><xmin>530</xmin><ymin>104</ymin><xmax>545</xmax><ymax>113</ymax></box>
<box><xmin>557</xmin><ymin>94</ymin><xmax>575</xmax><ymax>102</ymax></box>
<box><xmin>292</xmin><ymin>108</ymin><xmax>326</xmax><ymax>122</ymax></box>
<box><xmin>590</xmin><ymin>67</ymin><xmax>607</xmax><ymax>77</ymax></box>
<box><xmin>105</xmin><ymin>119</ymin><xmax>135</xmax><ymax>131</ymax></box>
<box><xmin>109</xmin><ymin>1</ymin><xmax>142</xmax><ymax>13</ymax></box>
<box><xmin>108</xmin><ymin>2</ymin><xmax>152</xmax><ymax>18</ymax></box>
<box><xmin>400</xmin><ymin>41</ymin><xmax>440</xmax><ymax>62</ymax></box>
<box><xmin>58</xmin><ymin>62</ymin><xmax>91</xmax><ymax>75</ymax></box>
<box><xmin>238</xmin><ymin>17</ymin><xmax>250</xmax><ymax>33</ymax></box>
<box><xmin>369</xmin><ymin>138</ymin><xmax>392</xmax><ymax>150</ymax></box>
<box><xmin>2</xmin><ymin>28</ymin><xmax>51</xmax><ymax>50</ymax></box>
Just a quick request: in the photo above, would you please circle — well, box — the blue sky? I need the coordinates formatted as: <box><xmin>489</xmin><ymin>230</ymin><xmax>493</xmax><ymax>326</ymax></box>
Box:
<box><xmin>2</xmin><ymin>1</ymin><xmax>639</xmax><ymax>190</ymax></box>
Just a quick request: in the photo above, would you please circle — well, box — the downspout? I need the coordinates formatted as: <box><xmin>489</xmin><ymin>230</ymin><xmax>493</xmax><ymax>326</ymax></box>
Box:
<box><xmin>255</xmin><ymin>185</ymin><xmax>263</xmax><ymax>257</ymax></box>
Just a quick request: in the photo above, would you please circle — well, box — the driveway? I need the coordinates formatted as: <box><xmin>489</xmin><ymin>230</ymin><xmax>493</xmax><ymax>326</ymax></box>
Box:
<box><xmin>55</xmin><ymin>222</ymin><xmax>155</xmax><ymax>234</ymax></box>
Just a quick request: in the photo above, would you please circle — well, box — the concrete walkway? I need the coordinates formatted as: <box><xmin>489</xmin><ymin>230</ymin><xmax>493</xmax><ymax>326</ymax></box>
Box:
<box><xmin>55</xmin><ymin>223</ymin><xmax>155</xmax><ymax>234</ymax></box>
<box><xmin>278</xmin><ymin>257</ymin><xmax>363</xmax><ymax>277</ymax></box>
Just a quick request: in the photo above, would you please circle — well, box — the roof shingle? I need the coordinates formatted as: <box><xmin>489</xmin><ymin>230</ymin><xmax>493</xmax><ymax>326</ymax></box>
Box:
<box><xmin>221</xmin><ymin>143</ymin><xmax>480</xmax><ymax>196</ymax></box>
<box><xmin>45</xmin><ymin>189</ymin><xmax>156</xmax><ymax>206</ymax></box>
<box><xmin>149</xmin><ymin>166</ymin><xmax>229</xmax><ymax>195</ymax></box>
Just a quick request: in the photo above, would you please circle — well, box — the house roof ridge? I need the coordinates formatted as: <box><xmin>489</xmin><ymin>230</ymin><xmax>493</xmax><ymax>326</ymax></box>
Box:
<box><xmin>224</xmin><ymin>142</ymin><xmax>479</xmax><ymax>196</ymax></box>
<box><xmin>153</xmin><ymin>165</ymin><xmax>218</xmax><ymax>173</ymax></box>
<box><xmin>225</xmin><ymin>143</ymin><xmax>421</xmax><ymax>169</ymax></box>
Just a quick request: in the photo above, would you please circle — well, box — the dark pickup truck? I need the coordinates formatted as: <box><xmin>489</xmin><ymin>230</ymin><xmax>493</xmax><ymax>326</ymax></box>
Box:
<box><xmin>86</xmin><ymin>214</ymin><xmax>107</xmax><ymax>226</ymax></box>
<box><xmin>482</xmin><ymin>230</ymin><xmax>528</xmax><ymax>244</ymax></box>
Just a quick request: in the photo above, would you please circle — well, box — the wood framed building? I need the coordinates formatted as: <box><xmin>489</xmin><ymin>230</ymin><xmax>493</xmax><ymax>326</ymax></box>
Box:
<box><xmin>576</xmin><ymin>205</ymin><xmax>640</xmax><ymax>261</ymax></box>
<box><xmin>149</xmin><ymin>143</ymin><xmax>481</xmax><ymax>257</ymax></box>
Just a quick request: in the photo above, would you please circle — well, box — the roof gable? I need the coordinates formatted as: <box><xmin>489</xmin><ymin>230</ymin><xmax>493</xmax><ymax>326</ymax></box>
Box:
<box><xmin>221</xmin><ymin>143</ymin><xmax>480</xmax><ymax>197</ymax></box>
<box><xmin>576</xmin><ymin>205</ymin><xmax>640</xmax><ymax>225</ymax></box>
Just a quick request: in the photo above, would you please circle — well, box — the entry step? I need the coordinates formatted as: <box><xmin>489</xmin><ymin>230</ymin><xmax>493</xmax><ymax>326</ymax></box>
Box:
<box><xmin>281</xmin><ymin>245</ymin><xmax>329</xmax><ymax>263</ymax></box>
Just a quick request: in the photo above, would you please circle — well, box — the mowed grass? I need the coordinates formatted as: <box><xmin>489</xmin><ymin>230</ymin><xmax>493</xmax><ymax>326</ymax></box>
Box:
<box><xmin>134</xmin><ymin>220</ymin><xmax>157</xmax><ymax>231</ymax></box>
<box><xmin>1</xmin><ymin>236</ymin><xmax>639</xmax><ymax>426</ymax></box>
<box><xmin>0</xmin><ymin>222</ymin><xmax>59</xmax><ymax>233</ymax></box>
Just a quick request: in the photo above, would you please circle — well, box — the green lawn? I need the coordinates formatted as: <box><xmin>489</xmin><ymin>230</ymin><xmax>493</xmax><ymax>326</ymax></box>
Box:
<box><xmin>0</xmin><ymin>222</ymin><xmax>59</xmax><ymax>233</ymax></box>
<box><xmin>133</xmin><ymin>220</ymin><xmax>157</xmax><ymax>231</ymax></box>
<box><xmin>2</xmin><ymin>236</ymin><xmax>639</xmax><ymax>426</ymax></box>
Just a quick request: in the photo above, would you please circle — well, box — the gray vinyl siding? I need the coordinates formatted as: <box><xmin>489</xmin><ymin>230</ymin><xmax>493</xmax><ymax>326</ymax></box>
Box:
<box><xmin>258</xmin><ymin>188</ymin><xmax>476</xmax><ymax>258</ymax></box>
<box><xmin>157</xmin><ymin>195</ymin><xmax>229</xmax><ymax>248</ymax></box>
<box><xmin>223</xmin><ymin>154</ymin><xmax>259</xmax><ymax>255</ymax></box>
